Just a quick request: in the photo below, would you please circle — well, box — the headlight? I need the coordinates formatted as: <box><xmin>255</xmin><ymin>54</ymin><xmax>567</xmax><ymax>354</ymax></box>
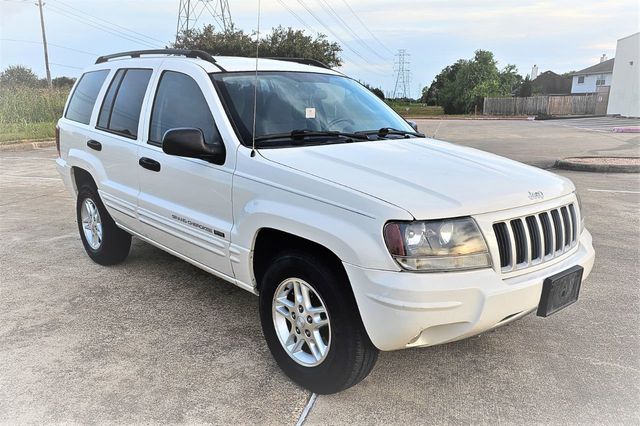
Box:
<box><xmin>574</xmin><ymin>190</ymin><xmax>585</xmax><ymax>233</ymax></box>
<box><xmin>383</xmin><ymin>218</ymin><xmax>491</xmax><ymax>272</ymax></box>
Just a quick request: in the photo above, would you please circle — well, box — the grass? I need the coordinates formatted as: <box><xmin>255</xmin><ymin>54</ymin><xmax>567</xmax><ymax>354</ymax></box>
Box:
<box><xmin>0</xmin><ymin>122</ymin><xmax>57</xmax><ymax>143</ymax></box>
<box><xmin>388</xmin><ymin>102</ymin><xmax>444</xmax><ymax>117</ymax></box>
<box><xmin>0</xmin><ymin>86</ymin><xmax>68</xmax><ymax>143</ymax></box>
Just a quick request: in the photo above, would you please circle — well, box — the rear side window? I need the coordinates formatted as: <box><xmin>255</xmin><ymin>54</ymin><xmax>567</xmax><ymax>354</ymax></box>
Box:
<box><xmin>97</xmin><ymin>69</ymin><xmax>152</xmax><ymax>138</ymax></box>
<box><xmin>65</xmin><ymin>70</ymin><xmax>109</xmax><ymax>124</ymax></box>
<box><xmin>149</xmin><ymin>71</ymin><xmax>220</xmax><ymax>145</ymax></box>
<box><xmin>97</xmin><ymin>69</ymin><xmax>125</xmax><ymax>129</ymax></box>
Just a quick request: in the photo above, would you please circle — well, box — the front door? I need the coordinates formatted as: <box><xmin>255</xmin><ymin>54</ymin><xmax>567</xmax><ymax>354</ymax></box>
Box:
<box><xmin>136</xmin><ymin>66</ymin><xmax>234</xmax><ymax>278</ymax></box>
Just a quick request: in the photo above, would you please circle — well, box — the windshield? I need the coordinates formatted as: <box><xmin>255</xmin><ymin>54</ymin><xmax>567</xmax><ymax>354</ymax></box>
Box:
<box><xmin>211</xmin><ymin>72</ymin><xmax>416</xmax><ymax>146</ymax></box>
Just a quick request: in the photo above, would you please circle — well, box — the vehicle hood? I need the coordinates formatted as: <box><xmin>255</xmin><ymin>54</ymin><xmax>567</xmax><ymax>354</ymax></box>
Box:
<box><xmin>258</xmin><ymin>138</ymin><xmax>575</xmax><ymax>219</ymax></box>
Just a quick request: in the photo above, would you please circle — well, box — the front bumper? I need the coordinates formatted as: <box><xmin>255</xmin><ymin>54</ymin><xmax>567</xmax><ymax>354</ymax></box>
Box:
<box><xmin>345</xmin><ymin>229</ymin><xmax>595</xmax><ymax>351</ymax></box>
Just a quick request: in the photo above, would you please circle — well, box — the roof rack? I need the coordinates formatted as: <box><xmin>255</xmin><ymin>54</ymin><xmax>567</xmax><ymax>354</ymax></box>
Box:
<box><xmin>95</xmin><ymin>49</ymin><xmax>226</xmax><ymax>71</ymax></box>
<box><xmin>264</xmin><ymin>57</ymin><xmax>332</xmax><ymax>70</ymax></box>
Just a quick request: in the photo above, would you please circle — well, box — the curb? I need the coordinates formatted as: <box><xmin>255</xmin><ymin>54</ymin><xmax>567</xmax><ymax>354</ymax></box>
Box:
<box><xmin>555</xmin><ymin>157</ymin><xmax>640</xmax><ymax>173</ymax></box>
<box><xmin>0</xmin><ymin>140</ymin><xmax>55</xmax><ymax>152</ymax></box>
<box><xmin>409</xmin><ymin>116</ymin><xmax>530</xmax><ymax>121</ymax></box>
<box><xmin>535</xmin><ymin>114</ymin><xmax>607</xmax><ymax>121</ymax></box>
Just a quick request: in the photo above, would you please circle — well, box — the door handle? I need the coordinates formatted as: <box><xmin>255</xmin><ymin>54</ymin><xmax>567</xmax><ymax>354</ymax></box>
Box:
<box><xmin>87</xmin><ymin>140</ymin><xmax>102</xmax><ymax>151</ymax></box>
<box><xmin>139</xmin><ymin>157</ymin><xmax>161</xmax><ymax>172</ymax></box>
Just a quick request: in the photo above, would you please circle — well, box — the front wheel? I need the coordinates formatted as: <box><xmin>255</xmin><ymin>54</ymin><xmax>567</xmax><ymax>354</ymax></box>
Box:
<box><xmin>259</xmin><ymin>250</ymin><xmax>378</xmax><ymax>394</ymax></box>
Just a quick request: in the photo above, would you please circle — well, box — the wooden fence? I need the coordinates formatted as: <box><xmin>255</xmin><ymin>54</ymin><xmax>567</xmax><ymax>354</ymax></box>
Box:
<box><xmin>483</xmin><ymin>94</ymin><xmax>597</xmax><ymax>116</ymax></box>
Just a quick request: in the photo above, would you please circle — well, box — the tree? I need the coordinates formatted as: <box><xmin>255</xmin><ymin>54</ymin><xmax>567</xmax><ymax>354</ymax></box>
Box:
<box><xmin>420</xmin><ymin>50</ymin><xmax>523</xmax><ymax>114</ymax></box>
<box><xmin>174</xmin><ymin>25</ymin><xmax>342</xmax><ymax>67</ymax></box>
<box><xmin>52</xmin><ymin>76</ymin><xmax>76</xmax><ymax>88</ymax></box>
<box><xmin>0</xmin><ymin>65</ymin><xmax>40</xmax><ymax>88</ymax></box>
<box><xmin>360</xmin><ymin>82</ymin><xmax>385</xmax><ymax>100</ymax></box>
<box><xmin>517</xmin><ymin>75</ymin><xmax>533</xmax><ymax>97</ymax></box>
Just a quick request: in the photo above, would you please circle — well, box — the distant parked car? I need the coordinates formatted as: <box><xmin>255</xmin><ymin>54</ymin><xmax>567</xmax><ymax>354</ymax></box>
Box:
<box><xmin>55</xmin><ymin>49</ymin><xmax>595</xmax><ymax>394</ymax></box>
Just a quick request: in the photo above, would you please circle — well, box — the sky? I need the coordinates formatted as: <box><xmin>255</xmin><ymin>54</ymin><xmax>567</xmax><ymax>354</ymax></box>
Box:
<box><xmin>1</xmin><ymin>0</ymin><xmax>638</xmax><ymax>97</ymax></box>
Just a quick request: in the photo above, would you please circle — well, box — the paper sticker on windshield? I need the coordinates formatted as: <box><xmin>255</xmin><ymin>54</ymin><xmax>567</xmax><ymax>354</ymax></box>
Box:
<box><xmin>305</xmin><ymin>108</ymin><xmax>316</xmax><ymax>119</ymax></box>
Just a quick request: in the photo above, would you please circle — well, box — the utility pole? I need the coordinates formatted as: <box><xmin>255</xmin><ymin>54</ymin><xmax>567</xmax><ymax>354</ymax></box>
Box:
<box><xmin>392</xmin><ymin>49</ymin><xmax>411</xmax><ymax>100</ymax></box>
<box><xmin>36</xmin><ymin>0</ymin><xmax>52</xmax><ymax>88</ymax></box>
<box><xmin>176</xmin><ymin>0</ymin><xmax>233</xmax><ymax>43</ymax></box>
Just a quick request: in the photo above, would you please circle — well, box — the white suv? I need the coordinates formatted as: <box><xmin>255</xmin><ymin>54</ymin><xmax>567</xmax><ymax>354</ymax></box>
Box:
<box><xmin>56</xmin><ymin>49</ymin><xmax>595</xmax><ymax>394</ymax></box>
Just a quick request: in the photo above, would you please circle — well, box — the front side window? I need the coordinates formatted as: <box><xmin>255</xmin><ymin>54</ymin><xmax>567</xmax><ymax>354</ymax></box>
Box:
<box><xmin>97</xmin><ymin>68</ymin><xmax>152</xmax><ymax>138</ymax></box>
<box><xmin>149</xmin><ymin>71</ymin><xmax>220</xmax><ymax>145</ymax></box>
<box><xmin>65</xmin><ymin>70</ymin><xmax>109</xmax><ymax>124</ymax></box>
<box><xmin>211</xmin><ymin>72</ymin><xmax>415</xmax><ymax>147</ymax></box>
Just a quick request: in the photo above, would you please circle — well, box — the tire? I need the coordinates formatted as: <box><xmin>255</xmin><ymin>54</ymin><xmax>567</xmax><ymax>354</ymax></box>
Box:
<box><xmin>259</xmin><ymin>250</ymin><xmax>379</xmax><ymax>394</ymax></box>
<box><xmin>76</xmin><ymin>184</ymin><xmax>131</xmax><ymax>265</ymax></box>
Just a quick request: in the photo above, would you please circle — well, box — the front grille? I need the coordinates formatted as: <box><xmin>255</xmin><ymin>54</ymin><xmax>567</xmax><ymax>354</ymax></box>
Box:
<box><xmin>492</xmin><ymin>203</ymin><xmax>579</xmax><ymax>272</ymax></box>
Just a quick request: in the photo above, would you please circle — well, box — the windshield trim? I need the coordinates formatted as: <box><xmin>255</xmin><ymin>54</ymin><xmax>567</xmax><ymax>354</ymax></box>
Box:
<box><xmin>210</xmin><ymin>71</ymin><xmax>415</xmax><ymax>148</ymax></box>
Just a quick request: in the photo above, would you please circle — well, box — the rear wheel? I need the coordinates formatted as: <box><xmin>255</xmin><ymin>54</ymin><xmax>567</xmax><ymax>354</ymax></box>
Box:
<box><xmin>76</xmin><ymin>185</ymin><xmax>131</xmax><ymax>265</ymax></box>
<box><xmin>259</xmin><ymin>250</ymin><xmax>378</xmax><ymax>394</ymax></box>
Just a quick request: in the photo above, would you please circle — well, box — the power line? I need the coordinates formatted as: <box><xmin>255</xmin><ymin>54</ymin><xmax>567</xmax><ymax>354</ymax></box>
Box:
<box><xmin>339</xmin><ymin>0</ymin><xmax>393</xmax><ymax>55</ymax></box>
<box><xmin>295</xmin><ymin>0</ymin><xmax>369</xmax><ymax>62</ymax></box>
<box><xmin>49</xmin><ymin>62</ymin><xmax>83</xmax><ymax>70</ymax></box>
<box><xmin>315</xmin><ymin>0</ymin><xmax>387</xmax><ymax>61</ymax></box>
<box><xmin>0</xmin><ymin>38</ymin><xmax>98</xmax><ymax>56</ymax></box>
<box><xmin>52</xmin><ymin>0</ymin><xmax>168</xmax><ymax>46</ymax></box>
<box><xmin>274</xmin><ymin>0</ymin><xmax>388</xmax><ymax>77</ymax></box>
<box><xmin>276</xmin><ymin>0</ymin><xmax>312</xmax><ymax>30</ymax></box>
<box><xmin>46</xmin><ymin>5</ymin><xmax>161</xmax><ymax>49</ymax></box>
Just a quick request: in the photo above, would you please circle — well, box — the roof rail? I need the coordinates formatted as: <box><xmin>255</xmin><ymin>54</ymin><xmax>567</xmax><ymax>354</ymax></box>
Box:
<box><xmin>264</xmin><ymin>57</ymin><xmax>332</xmax><ymax>70</ymax></box>
<box><xmin>95</xmin><ymin>49</ymin><xmax>226</xmax><ymax>71</ymax></box>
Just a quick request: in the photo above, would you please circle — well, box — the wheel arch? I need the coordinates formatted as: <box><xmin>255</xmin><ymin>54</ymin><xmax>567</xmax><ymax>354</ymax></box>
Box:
<box><xmin>71</xmin><ymin>166</ymin><xmax>97</xmax><ymax>194</ymax></box>
<box><xmin>252</xmin><ymin>227</ymin><xmax>348</xmax><ymax>293</ymax></box>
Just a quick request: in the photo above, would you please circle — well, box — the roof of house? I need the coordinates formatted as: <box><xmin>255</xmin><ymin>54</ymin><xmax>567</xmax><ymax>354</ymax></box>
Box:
<box><xmin>531</xmin><ymin>71</ymin><xmax>572</xmax><ymax>94</ymax></box>
<box><xmin>573</xmin><ymin>58</ymin><xmax>615</xmax><ymax>76</ymax></box>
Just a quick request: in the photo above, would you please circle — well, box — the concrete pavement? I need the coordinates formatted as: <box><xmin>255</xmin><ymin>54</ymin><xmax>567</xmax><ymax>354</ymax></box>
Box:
<box><xmin>416</xmin><ymin>118</ymin><xmax>640</xmax><ymax>168</ymax></box>
<box><xmin>1</xmin><ymin>120</ymin><xmax>639</xmax><ymax>424</ymax></box>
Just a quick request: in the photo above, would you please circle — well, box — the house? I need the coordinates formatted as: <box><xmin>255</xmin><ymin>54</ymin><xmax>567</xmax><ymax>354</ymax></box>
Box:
<box><xmin>607</xmin><ymin>32</ymin><xmax>640</xmax><ymax>117</ymax></box>
<box><xmin>532</xmin><ymin>71</ymin><xmax>572</xmax><ymax>95</ymax></box>
<box><xmin>571</xmin><ymin>56</ymin><xmax>615</xmax><ymax>94</ymax></box>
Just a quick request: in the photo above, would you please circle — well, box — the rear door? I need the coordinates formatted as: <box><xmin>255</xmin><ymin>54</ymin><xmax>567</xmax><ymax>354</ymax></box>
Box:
<box><xmin>136</xmin><ymin>61</ymin><xmax>235</xmax><ymax>278</ymax></box>
<box><xmin>91</xmin><ymin>67</ymin><xmax>154</xmax><ymax>231</ymax></box>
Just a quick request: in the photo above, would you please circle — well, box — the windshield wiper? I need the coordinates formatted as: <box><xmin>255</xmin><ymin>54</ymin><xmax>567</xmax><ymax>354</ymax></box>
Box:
<box><xmin>356</xmin><ymin>128</ymin><xmax>426</xmax><ymax>138</ymax></box>
<box><xmin>254</xmin><ymin>129</ymin><xmax>371</xmax><ymax>145</ymax></box>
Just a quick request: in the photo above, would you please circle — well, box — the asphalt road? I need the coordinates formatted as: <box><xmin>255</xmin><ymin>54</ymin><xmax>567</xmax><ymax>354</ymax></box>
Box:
<box><xmin>1</xmin><ymin>119</ymin><xmax>639</xmax><ymax>424</ymax></box>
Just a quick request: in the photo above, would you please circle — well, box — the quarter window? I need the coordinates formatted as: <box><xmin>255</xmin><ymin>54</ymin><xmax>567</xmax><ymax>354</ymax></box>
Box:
<box><xmin>149</xmin><ymin>71</ymin><xmax>220</xmax><ymax>145</ymax></box>
<box><xmin>65</xmin><ymin>70</ymin><xmax>109</xmax><ymax>124</ymax></box>
<box><xmin>97</xmin><ymin>69</ymin><xmax>152</xmax><ymax>138</ymax></box>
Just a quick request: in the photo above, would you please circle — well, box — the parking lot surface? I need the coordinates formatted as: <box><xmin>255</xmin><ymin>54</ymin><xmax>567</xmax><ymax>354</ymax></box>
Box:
<box><xmin>417</xmin><ymin>117</ymin><xmax>640</xmax><ymax>167</ymax></box>
<box><xmin>1</xmin><ymin>119</ymin><xmax>639</xmax><ymax>424</ymax></box>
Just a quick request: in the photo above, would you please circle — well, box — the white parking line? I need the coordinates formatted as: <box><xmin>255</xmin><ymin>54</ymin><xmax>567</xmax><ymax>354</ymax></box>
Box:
<box><xmin>0</xmin><ymin>157</ymin><xmax>56</xmax><ymax>161</ymax></box>
<box><xmin>0</xmin><ymin>174</ymin><xmax>59</xmax><ymax>181</ymax></box>
<box><xmin>588</xmin><ymin>189</ymin><xmax>640</xmax><ymax>194</ymax></box>
<box><xmin>295</xmin><ymin>393</ymin><xmax>318</xmax><ymax>426</ymax></box>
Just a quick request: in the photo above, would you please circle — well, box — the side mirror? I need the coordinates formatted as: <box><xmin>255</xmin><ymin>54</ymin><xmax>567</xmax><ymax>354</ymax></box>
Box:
<box><xmin>406</xmin><ymin>120</ymin><xmax>419</xmax><ymax>132</ymax></box>
<box><xmin>162</xmin><ymin>128</ymin><xmax>225</xmax><ymax>164</ymax></box>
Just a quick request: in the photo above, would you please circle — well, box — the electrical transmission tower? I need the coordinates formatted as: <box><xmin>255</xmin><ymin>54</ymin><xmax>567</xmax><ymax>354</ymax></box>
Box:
<box><xmin>392</xmin><ymin>49</ymin><xmax>411</xmax><ymax>99</ymax></box>
<box><xmin>176</xmin><ymin>0</ymin><xmax>232</xmax><ymax>42</ymax></box>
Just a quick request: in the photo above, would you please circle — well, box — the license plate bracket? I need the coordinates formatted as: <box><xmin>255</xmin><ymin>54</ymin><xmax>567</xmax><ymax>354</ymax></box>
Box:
<box><xmin>537</xmin><ymin>265</ymin><xmax>583</xmax><ymax>317</ymax></box>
